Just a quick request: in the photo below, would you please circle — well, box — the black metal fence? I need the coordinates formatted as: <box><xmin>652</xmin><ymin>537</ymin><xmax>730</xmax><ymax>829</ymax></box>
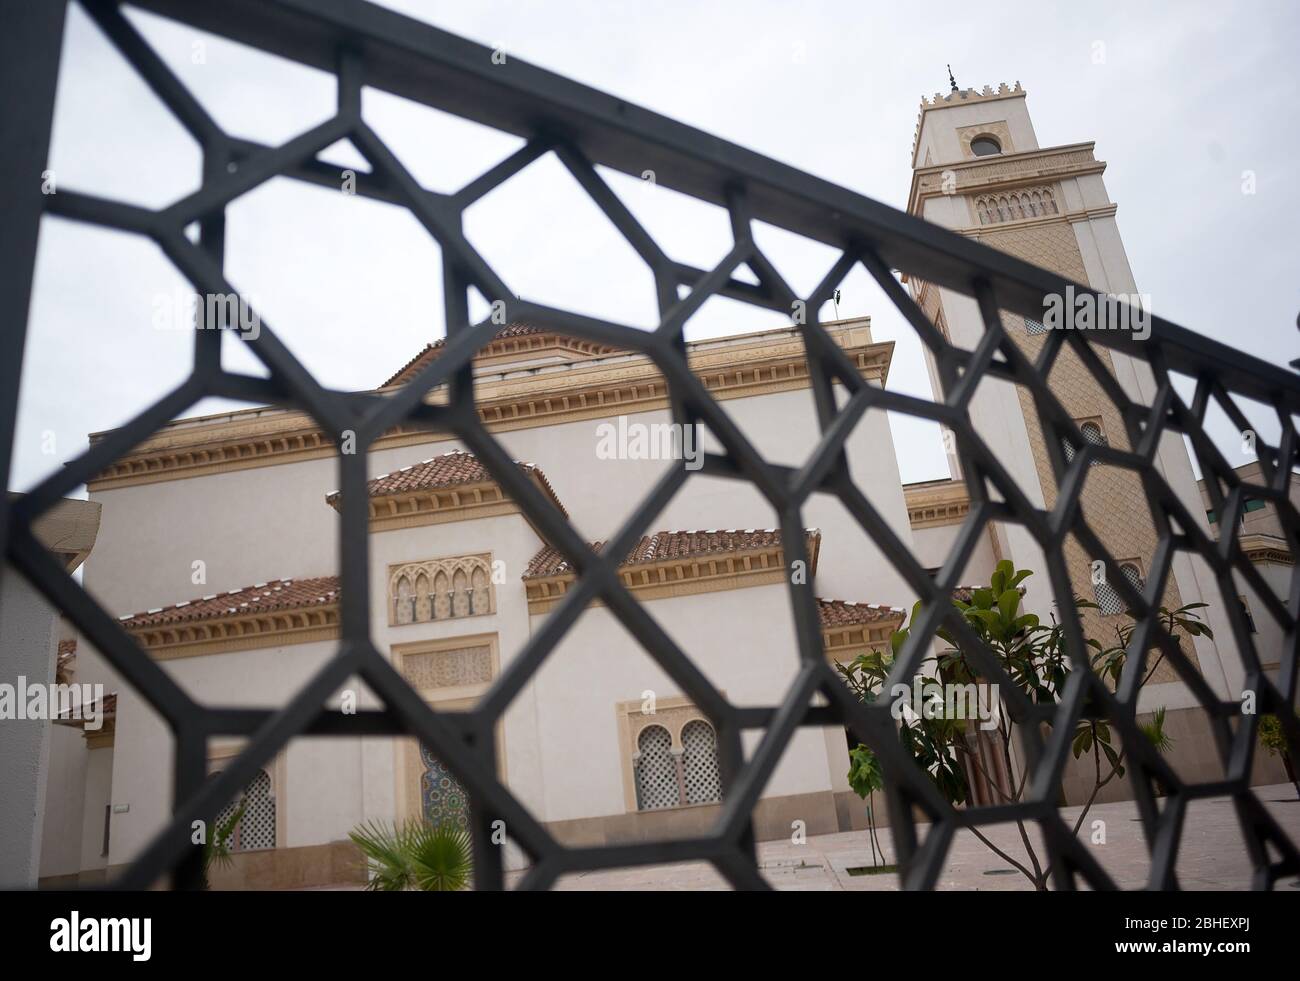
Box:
<box><xmin>3</xmin><ymin>0</ymin><xmax>1297</xmax><ymax>890</ymax></box>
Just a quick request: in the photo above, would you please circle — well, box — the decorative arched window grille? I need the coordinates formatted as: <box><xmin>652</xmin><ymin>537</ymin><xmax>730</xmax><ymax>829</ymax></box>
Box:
<box><xmin>1063</xmin><ymin>420</ymin><xmax>1107</xmax><ymax>467</ymax></box>
<box><xmin>1092</xmin><ymin>576</ymin><xmax>1124</xmax><ymax>616</ymax></box>
<box><xmin>634</xmin><ymin>725</ymin><xmax>680</xmax><ymax>810</ymax></box>
<box><xmin>681</xmin><ymin>720</ymin><xmax>722</xmax><ymax>805</ymax></box>
<box><xmin>214</xmin><ymin>768</ymin><xmax>276</xmax><ymax>852</ymax></box>
<box><xmin>1093</xmin><ymin>562</ymin><xmax>1142</xmax><ymax>616</ymax></box>
<box><xmin>387</xmin><ymin>555</ymin><xmax>496</xmax><ymax>626</ymax></box>
<box><xmin>1120</xmin><ymin>563</ymin><xmax>1144</xmax><ymax>609</ymax></box>
<box><xmin>975</xmin><ymin>186</ymin><xmax>1058</xmax><ymax>226</ymax></box>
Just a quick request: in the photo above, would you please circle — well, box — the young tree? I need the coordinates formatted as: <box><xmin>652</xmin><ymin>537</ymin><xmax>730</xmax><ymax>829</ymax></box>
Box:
<box><xmin>838</xmin><ymin>559</ymin><xmax>1210</xmax><ymax>889</ymax></box>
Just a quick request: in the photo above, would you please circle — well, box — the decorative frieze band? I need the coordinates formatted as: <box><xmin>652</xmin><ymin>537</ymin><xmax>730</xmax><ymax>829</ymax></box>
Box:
<box><xmin>87</xmin><ymin>334</ymin><xmax>892</xmax><ymax>490</ymax></box>
<box><xmin>126</xmin><ymin>605</ymin><xmax>340</xmax><ymax>659</ymax></box>
<box><xmin>904</xmin><ymin>479</ymin><xmax>971</xmax><ymax>529</ymax></box>
<box><xmin>524</xmin><ymin>542</ymin><xmax>797</xmax><ymax>614</ymax></box>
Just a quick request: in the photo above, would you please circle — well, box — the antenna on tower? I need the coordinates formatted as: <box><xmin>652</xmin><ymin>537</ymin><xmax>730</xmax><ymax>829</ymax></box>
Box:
<box><xmin>947</xmin><ymin>64</ymin><xmax>959</xmax><ymax>93</ymax></box>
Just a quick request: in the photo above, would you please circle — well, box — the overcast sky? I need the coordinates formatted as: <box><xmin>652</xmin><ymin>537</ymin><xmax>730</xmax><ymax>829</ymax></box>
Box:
<box><xmin>13</xmin><ymin>0</ymin><xmax>1300</xmax><ymax>496</ymax></box>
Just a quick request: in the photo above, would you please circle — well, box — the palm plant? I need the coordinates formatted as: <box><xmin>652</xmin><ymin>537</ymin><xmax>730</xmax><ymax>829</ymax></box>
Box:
<box><xmin>349</xmin><ymin>819</ymin><xmax>473</xmax><ymax>891</ymax></box>
<box><xmin>201</xmin><ymin>800</ymin><xmax>246</xmax><ymax>890</ymax></box>
<box><xmin>1259</xmin><ymin>714</ymin><xmax>1300</xmax><ymax>800</ymax></box>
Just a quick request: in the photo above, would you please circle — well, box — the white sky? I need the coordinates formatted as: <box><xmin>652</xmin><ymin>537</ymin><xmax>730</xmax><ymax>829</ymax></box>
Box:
<box><xmin>13</xmin><ymin>0</ymin><xmax>1300</xmax><ymax>495</ymax></box>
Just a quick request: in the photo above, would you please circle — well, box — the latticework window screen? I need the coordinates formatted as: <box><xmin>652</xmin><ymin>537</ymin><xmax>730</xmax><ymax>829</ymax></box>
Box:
<box><xmin>682</xmin><ymin>721</ymin><xmax>722</xmax><ymax>806</ymax></box>
<box><xmin>1093</xmin><ymin>577</ymin><xmax>1126</xmax><ymax>617</ymax></box>
<box><xmin>3</xmin><ymin>0</ymin><xmax>1298</xmax><ymax>891</ymax></box>
<box><xmin>635</xmin><ymin>726</ymin><xmax>680</xmax><ymax>811</ymax></box>
<box><xmin>1063</xmin><ymin>421</ymin><xmax>1107</xmax><ymax>467</ymax></box>
<box><xmin>213</xmin><ymin>769</ymin><xmax>275</xmax><ymax>852</ymax></box>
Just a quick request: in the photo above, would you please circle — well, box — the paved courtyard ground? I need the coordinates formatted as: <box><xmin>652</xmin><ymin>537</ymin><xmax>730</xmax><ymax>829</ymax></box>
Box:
<box><xmin>511</xmin><ymin>784</ymin><xmax>1300</xmax><ymax>890</ymax></box>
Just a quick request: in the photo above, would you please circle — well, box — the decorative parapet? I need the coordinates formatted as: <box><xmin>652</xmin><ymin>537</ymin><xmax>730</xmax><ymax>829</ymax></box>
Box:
<box><xmin>1238</xmin><ymin>533</ymin><xmax>1293</xmax><ymax>566</ymax></box>
<box><xmin>86</xmin><ymin>328</ymin><xmax>892</xmax><ymax>491</ymax></box>
<box><xmin>912</xmin><ymin>82</ymin><xmax>1025</xmax><ymax>165</ymax></box>
<box><xmin>904</xmin><ymin>479</ymin><xmax>970</xmax><ymax>529</ymax></box>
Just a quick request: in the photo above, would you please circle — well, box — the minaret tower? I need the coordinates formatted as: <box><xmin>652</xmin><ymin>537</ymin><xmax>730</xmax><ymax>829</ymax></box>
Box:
<box><xmin>905</xmin><ymin>82</ymin><xmax>1241</xmax><ymax>709</ymax></box>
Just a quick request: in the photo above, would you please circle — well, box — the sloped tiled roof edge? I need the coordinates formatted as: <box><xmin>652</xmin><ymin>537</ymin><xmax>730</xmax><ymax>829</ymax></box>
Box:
<box><xmin>326</xmin><ymin>449</ymin><xmax>568</xmax><ymax>520</ymax></box>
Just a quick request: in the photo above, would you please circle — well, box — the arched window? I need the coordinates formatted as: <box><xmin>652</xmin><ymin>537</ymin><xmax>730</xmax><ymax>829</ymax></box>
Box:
<box><xmin>1120</xmin><ymin>563</ymin><xmax>1144</xmax><ymax>608</ymax></box>
<box><xmin>214</xmin><ymin>768</ymin><xmax>276</xmax><ymax>852</ymax></box>
<box><xmin>1092</xmin><ymin>576</ymin><xmax>1124</xmax><ymax>616</ymax></box>
<box><xmin>451</xmin><ymin>569</ymin><xmax>470</xmax><ymax>617</ymax></box>
<box><xmin>395</xmin><ymin>575</ymin><xmax>413</xmax><ymax>625</ymax></box>
<box><xmin>1093</xmin><ymin>562</ymin><xmax>1142</xmax><ymax>616</ymax></box>
<box><xmin>414</xmin><ymin>573</ymin><xmax>430</xmax><ymax>622</ymax></box>
<box><xmin>433</xmin><ymin>570</ymin><xmax>451</xmax><ymax>620</ymax></box>
<box><xmin>681</xmin><ymin>720</ymin><xmax>722</xmax><ymax>805</ymax></box>
<box><xmin>970</xmin><ymin>135</ymin><xmax>1002</xmax><ymax>156</ymax></box>
<box><xmin>471</xmin><ymin>566</ymin><xmax>490</xmax><ymax>615</ymax></box>
<box><xmin>1063</xmin><ymin>421</ymin><xmax>1107</xmax><ymax>467</ymax></box>
<box><xmin>634</xmin><ymin>725</ymin><xmax>680</xmax><ymax>810</ymax></box>
<box><xmin>419</xmin><ymin>744</ymin><xmax>469</xmax><ymax>830</ymax></box>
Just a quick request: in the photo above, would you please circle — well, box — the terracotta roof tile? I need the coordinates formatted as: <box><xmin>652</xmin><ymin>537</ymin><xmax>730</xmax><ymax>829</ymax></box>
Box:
<box><xmin>523</xmin><ymin>528</ymin><xmax>819</xmax><ymax>579</ymax></box>
<box><xmin>118</xmin><ymin>576</ymin><xmax>340</xmax><ymax>630</ymax></box>
<box><xmin>816</xmin><ymin>598</ymin><xmax>906</xmax><ymax>628</ymax></box>
<box><xmin>327</xmin><ymin>449</ymin><xmax>566</xmax><ymax>516</ymax></box>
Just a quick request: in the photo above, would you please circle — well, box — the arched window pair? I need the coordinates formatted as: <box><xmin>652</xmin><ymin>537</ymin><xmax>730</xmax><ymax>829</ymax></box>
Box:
<box><xmin>634</xmin><ymin>720</ymin><xmax>721</xmax><ymax>811</ymax></box>
<box><xmin>213</xmin><ymin>768</ymin><xmax>276</xmax><ymax>851</ymax></box>
<box><xmin>1062</xmin><ymin>421</ymin><xmax>1107</xmax><ymax>466</ymax></box>
<box><xmin>1094</xmin><ymin>562</ymin><xmax>1144</xmax><ymax>616</ymax></box>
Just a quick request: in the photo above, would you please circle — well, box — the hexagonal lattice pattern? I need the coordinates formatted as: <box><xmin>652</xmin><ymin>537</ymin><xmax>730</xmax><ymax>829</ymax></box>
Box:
<box><xmin>3</xmin><ymin>0</ymin><xmax>1298</xmax><ymax>891</ymax></box>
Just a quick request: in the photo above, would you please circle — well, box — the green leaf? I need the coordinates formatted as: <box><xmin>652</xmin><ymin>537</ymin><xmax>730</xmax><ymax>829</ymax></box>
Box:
<box><xmin>998</xmin><ymin>589</ymin><xmax>1021</xmax><ymax>624</ymax></box>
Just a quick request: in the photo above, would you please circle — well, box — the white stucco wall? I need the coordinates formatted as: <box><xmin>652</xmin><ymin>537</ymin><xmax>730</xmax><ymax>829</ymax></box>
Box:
<box><xmin>526</xmin><ymin>581</ymin><xmax>837</xmax><ymax>823</ymax></box>
<box><xmin>38</xmin><ymin>724</ymin><xmax>89</xmax><ymax>878</ymax></box>
<box><xmin>0</xmin><ymin>573</ymin><xmax>60</xmax><ymax>887</ymax></box>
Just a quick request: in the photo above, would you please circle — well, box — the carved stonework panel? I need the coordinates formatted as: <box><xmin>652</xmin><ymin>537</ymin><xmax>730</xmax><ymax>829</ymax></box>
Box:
<box><xmin>956</xmin><ymin>119</ymin><xmax>1014</xmax><ymax>159</ymax></box>
<box><xmin>388</xmin><ymin>553</ymin><xmax>495</xmax><ymax>626</ymax></box>
<box><xmin>400</xmin><ymin>645</ymin><xmax>493</xmax><ymax>690</ymax></box>
<box><xmin>971</xmin><ymin>184</ymin><xmax>1059</xmax><ymax>225</ymax></box>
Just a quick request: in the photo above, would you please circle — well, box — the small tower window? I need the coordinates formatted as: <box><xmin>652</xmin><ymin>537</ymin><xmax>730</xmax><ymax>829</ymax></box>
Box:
<box><xmin>970</xmin><ymin>135</ymin><xmax>1002</xmax><ymax>156</ymax></box>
